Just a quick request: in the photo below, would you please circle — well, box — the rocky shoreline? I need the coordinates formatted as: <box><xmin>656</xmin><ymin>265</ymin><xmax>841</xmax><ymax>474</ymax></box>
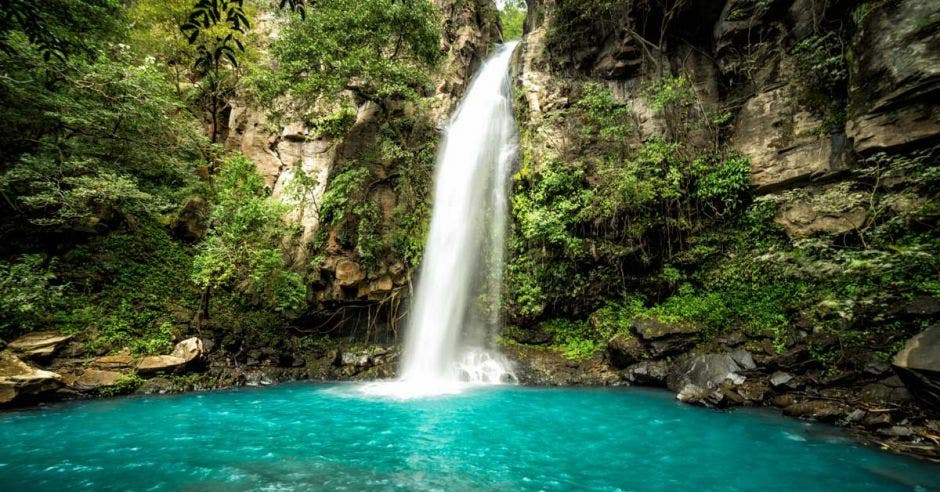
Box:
<box><xmin>2</xmin><ymin>322</ymin><xmax>938</xmax><ymax>463</ymax></box>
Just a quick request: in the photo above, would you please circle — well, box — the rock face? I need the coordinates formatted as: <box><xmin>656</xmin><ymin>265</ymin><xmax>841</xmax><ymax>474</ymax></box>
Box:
<box><xmin>7</xmin><ymin>331</ymin><xmax>72</xmax><ymax>360</ymax></box>
<box><xmin>0</xmin><ymin>351</ymin><xmax>62</xmax><ymax>406</ymax></box>
<box><xmin>606</xmin><ymin>334</ymin><xmax>646</xmax><ymax>368</ymax></box>
<box><xmin>633</xmin><ymin>318</ymin><xmax>702</xmax><ymax>358</ymax></box>
<box><xmin>847</xmin><ymin>0</ymin><xmax>940</xmax><ymax>154</ymax></box>
<box><xmin>892</xmin><ymin>324</ymin><xmax>940</xmax><ymax>407</ymax></box>
<box><xmin>733</xmin><ymin>81</ymin><xmax>846</xmax><ymax>192</ymax></box>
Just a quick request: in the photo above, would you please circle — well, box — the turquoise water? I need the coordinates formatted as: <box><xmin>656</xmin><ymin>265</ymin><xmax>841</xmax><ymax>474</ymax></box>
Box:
<box><xmin>0</xmin><ymin>384</ymin><xmax>936</xmax><ymax>491</ymax></box>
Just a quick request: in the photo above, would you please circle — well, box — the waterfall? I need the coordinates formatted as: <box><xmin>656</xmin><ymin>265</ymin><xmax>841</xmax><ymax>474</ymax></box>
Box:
<box><xmin>364</xmin><ymin>41</ymin><xmax>519</xmax><ymax>398</ymax></box>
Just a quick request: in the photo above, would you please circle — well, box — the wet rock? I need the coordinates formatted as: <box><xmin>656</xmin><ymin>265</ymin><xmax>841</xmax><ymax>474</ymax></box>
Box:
<box><xmin>863</xmin><ymin>412</ymin><xmax>893</xmax><ymax>428</ymax></box>
<box><xmin>633</xmin><ymin>318</ymin><xmax>702</xmax><ymax>358</ymax></box>
<box><xmin>502</xmin><ymin>325</ymin><xmax>553</xmax><ymax>345</ymax></box>
<box><xmin>731</xmin><ymin>349</ymin><xmax>756</xmax><ymax>370</ymax></box>
<box><xmin>860</xmin><ymin>376</ymin><xmax>911</xmax><ymax>404</ymax></box>
<box><xmin>773</xmin><ymin>394</ymin><xmax>798</xmax><ymax>408</ymax></box>
<box><xmin>0</xmin><ymin>351</ymin><xmax>62</xmax><ymax>405</ymax></box>
<box><xmin>7</xmin><ymin>331</ymin><xmax>73</xmax><ymax>360</ymax></box>
<box><xmin>136</xmin><ymin>377</ymin><xmax>177</xmax><ymax>395</ymax></box>
<box><xmin>735</xmin><ymin>379</ymin><xmax>769</xmax><ymax>403</ymax></box>
<box><xmin>606</xmin><ymin>334</ymin><xmax>646</xmax><ymax>368</ymax></box>
<box><xmin>879</xmin><ymin>426</ymin><xmax>913</xmax><ymax>438</ymax></box>
<box><xmin>622</xmin><ymin>360</ymin><xmax>670</xmax><ymax>387</ymax></box>
<box><xmin>667</xmin><ymin>353</ymin><xmax>749</xmax><ymax>406</ymax></box>
<box><xmin>892</xmin><ymin>324</ymin><xmax>940</xmax><ymax>407</ymax></box>
<box><xmin>845</xmin><ymin>409</ymin><xmax>867</xmax><ymax>424</ymax></box>
<box><xmin>770</xmin><ymin>371</ymin><xmax>794</xmax><ymax>387</ymax></box>
<box><xmin>783</xmin><ymin>400</ymin><xmax>848</xmax><ymax>423</ymax></box>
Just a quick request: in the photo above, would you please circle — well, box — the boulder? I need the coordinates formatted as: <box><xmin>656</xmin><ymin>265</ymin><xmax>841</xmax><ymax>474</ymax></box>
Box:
<box><xmin>892</xmin><ymin>324</ymin><xmax>940</xmax><ymax>407</ymax></box>
<box><xmin>770</xmin><ymin>371</ymin><xmax>794</xmax><ymax>387</ymax></box>
<box><xmin>860</xmin><ymin>376</ymin><xmax>911</xmax><ymax>404</ymax></box>
<box><xmin>606</xmin><ymin>334</ymin><xmax>647</xmax><ymax>368</ymax></box>
<box><xmin>0</xmin><ymin>351</ymin><xmax>62</xmax><ymax>406</ymax></box>
<box><xmin>771</xmin><ymin>182</ymin><xmax>869</xmax><ymax>238</ymax></box>
<box><xmin>72</xmin><ymin>369</ymin><xmax>123</xmax><ymax>391</ymax></box>
<box><xmin>622</xmin><ymin>360</ymin><xmax>670</xmax><ymax>387</ymax></box>
<box><xmin>136</xmin><ymin>355</ymin><xmax>188</xmax><ymax>374</ymax></box>
<box><xmin>171</xmin><ymin>337</ymin><xmax>204</xmax><ymax>363</ymax></box>
<box><xmin>335</xmin><ymin>259</ymin><xmax>366</xmax><ymax>287</ymax></box>
<box><xmin>136</xmin><ymin>337</ymin><xmax>204</xmax><ymax>374</ymax></box>
<box><xmin>7</xmin><ymin>331</ymin><xmax>73</xmax><ymax>360</ymax></box>
<box><xmin>632</xmin><ymin>318</ymin><xmax>702</xmax><ymax>358</ymax></box>
<box><xmin>667</xmin><ymin>352</ymin><xmax>751</xmax><ymax>406</ymax></box>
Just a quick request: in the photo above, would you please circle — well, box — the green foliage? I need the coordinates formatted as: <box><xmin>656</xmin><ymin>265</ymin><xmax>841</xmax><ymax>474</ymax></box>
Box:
<box><xmin>0</xmin><ymin>0</ymin><xmax>122</xmax><ymax>60</ymax></box>
<box><xmin>577</xmin><ymin>82</ymin><xmax>633</xmax><ymax>148</ymax></box>
<box><xmin>59</xmin><ymin>222</ymin><xmax>197</xmax><ymax>354</ymax></box>
<box><xmin>645</xmin><ymin>76</ymin><xmax>694</xmax><ymax>111</ymax></box>
<box><xmin>692</xmin><ymin>154</ymin><xmax>751</xmax><ymax>213</ymax></box>
<box><xmin>0</xmin><ymin>40</ymin><xmax>204</xmax><ymax>231</ymax></box>
<box><xmin>180</xmin><ymin>0</ymin><xmax>250</xmax><ymax>72</ymax></box>
<box><xmin>499</xmin><ymin>0</ymin><xmax>527</xmax><ymax>40</ymax></box>
<box><xmin>192</xmin><ymin>154</ymin><xmax>306</xmax><ymax>312</ymax></box>
<box><xmin>99</xmin><ymin>373</ymin><xmax>144</xmax><ymax>397</ymax></box>
<box><xmin>790</xmin><ymin>32</ymin><xmax>848</xmax><ymax>132</ymax></box>
<box><xmin>543</xmin><ymin>319</ymin><xmax>599</xmax><ymax>360</ymax></box>
<box><xmin>0</xmin><ymin>255</ymin><xmax>63</xmax><ymax>339</ymax></box>
<box><xmin>255</xmin><ymin>0</ymin><xmax>442</xmax><ymax>115</ymax></box>
<box><xmin>513</xmin><ymin>164</ymin><xmax>592</xmax><ymax>253</ymax></box>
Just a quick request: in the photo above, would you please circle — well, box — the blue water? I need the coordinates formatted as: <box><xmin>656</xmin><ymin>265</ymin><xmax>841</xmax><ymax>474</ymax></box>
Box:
<box><xmin>0</xmin><ymin>384</ymin><xmax>936</xmax><ymax>491</ymax></box>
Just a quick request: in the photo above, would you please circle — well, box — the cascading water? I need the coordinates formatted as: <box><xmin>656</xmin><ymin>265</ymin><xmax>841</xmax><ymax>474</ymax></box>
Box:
<box><xmin>364</xmin><ymin>41</ymin><xmax>519</xmax><ymax>398</ymax></box>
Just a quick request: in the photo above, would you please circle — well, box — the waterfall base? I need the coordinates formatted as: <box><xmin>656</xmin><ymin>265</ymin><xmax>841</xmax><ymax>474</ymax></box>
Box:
<box><xmin>359</xmin><ymin>348</ymin><xmax>516</xmax><ymax>400</ymax></box>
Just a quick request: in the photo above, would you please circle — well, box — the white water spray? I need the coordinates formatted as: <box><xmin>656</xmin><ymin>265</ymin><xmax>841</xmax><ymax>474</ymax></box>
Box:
<box><xmin>363</xmin><ymin>42</ymin><xmax>519</xmax><ymax>398</ymax></box>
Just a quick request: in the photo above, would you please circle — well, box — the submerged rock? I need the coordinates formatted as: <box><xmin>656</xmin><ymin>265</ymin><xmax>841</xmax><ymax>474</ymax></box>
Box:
<box><xmin>892</xmin><ymin>324</ymin><xmax>940</xmax><ymax>407</ymax></box>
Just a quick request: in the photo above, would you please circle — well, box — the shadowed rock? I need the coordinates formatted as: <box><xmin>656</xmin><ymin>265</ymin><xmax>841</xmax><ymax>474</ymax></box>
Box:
<box><xmin>892</xmin><ymin>324</ymin><xmax>940</xmax><ymax>407</ymax></box>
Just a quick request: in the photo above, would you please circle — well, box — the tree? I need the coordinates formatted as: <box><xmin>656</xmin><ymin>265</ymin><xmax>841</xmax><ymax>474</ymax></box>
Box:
<box><xmin>0</xmin><ymin>0</ymin><xmax>121</xmax><ymax>60</ymax></box>
<box><xmin>499</xmin><ymin>0</ymin><xmax>527</xmax><ymax>40</ymax></box>
<box><xmin>191</xmin><ymin>154</ymin><xmax>307</xmax><ymax>317</ymax></box>
<box><xmin>0</xmin><ymin>37</ymin><xmax>204</xmax><ymax>233</ymax></box>
<box><xmin>253</xmin><ymin>0</ymin><xmax>441</xmax><ymax>117</ymax></box>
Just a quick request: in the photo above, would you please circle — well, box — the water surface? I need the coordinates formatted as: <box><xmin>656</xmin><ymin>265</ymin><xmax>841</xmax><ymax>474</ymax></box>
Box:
<box><xmin>0</xmin><ymin>384</ymin><xmax>936</xmax><ymax>491</ymax></box>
